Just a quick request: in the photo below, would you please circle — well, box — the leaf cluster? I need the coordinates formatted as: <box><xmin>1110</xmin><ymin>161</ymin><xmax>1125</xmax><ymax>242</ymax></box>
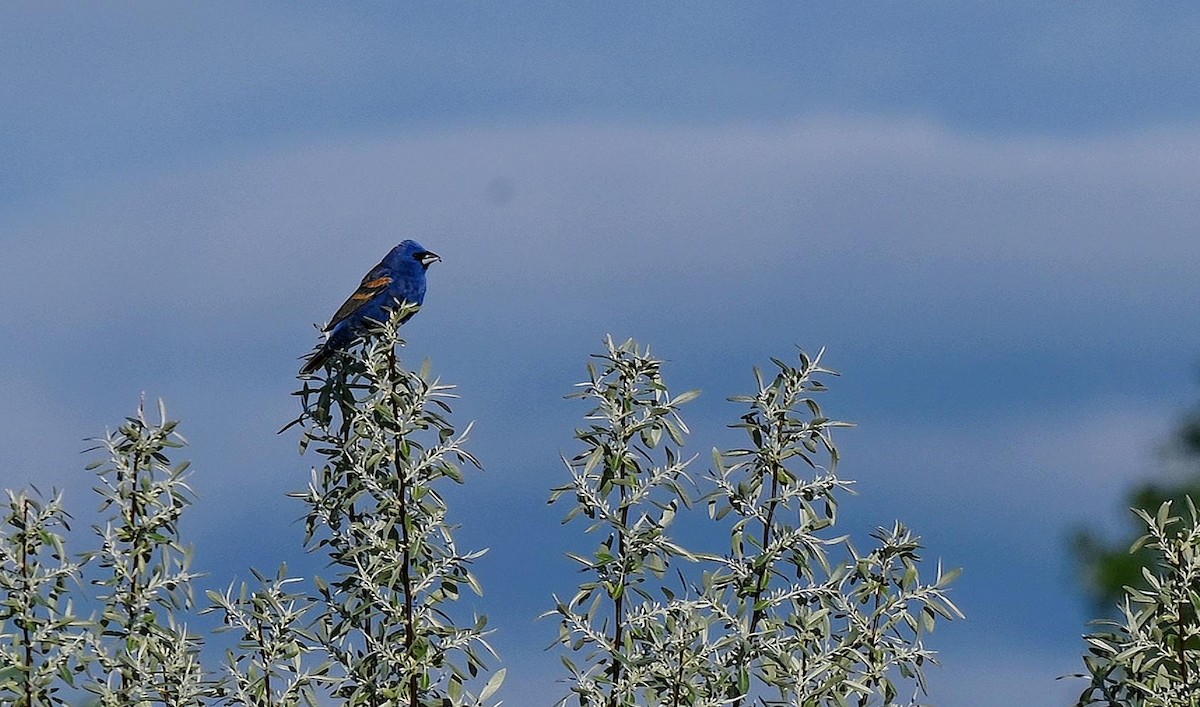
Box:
<box><xmin>1073</xmin><ymin>498</ymin><xmax>1200</xmax><ymax>706</ymax></box>
<box><xmin>83</xmin><ymin>399</ymin><xmax>213</xmax><ymax>704</ymax></box>
<box><xmin>289</xmin><ymin>310</ymin><xmax>502</xmax><ymax>706</ymax></box>
<box><xmin>0</xmin><ymin>490</ymin><xmax>87</xmax><ymax>706</ymax></box>
<box><xmin>0</xmin><ymin>308</ymin><xmax>502</xmax><ymax>706</ymax></box>
<box><xmin>549</xmin><ymin>340</ymin><xmax>962</xmax><ymax>707</ymax></box>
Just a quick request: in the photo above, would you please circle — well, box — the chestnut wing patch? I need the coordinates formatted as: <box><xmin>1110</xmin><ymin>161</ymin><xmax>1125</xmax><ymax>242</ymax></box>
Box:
<box><xmin>324</xmin><ymin>275</ymin><xmax>392</xmax><ymax>331</ymax></box>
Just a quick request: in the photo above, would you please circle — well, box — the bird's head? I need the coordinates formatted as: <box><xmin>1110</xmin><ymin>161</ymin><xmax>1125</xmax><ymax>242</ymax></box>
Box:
<box><xmin>391</xmin><ymin>240</ymin><xmax>441</xmax><ymax>270</ymax></box>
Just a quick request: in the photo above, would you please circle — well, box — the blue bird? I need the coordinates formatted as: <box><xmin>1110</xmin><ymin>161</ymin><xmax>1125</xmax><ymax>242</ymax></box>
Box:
<box><xmin>300</xmin><ymin>240</ymin><xmax>440</xmax><ymax>375</ymax></box>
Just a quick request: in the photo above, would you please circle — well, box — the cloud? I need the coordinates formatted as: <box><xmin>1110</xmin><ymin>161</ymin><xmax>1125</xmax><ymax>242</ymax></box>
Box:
<box><xmin>7</xmin><ymin>118</ymin><xmax>1200</xmax><ymax>359</ymax></box>
<box><xmin>926</xmin><ymin>643</ymin><xmax>1085</xmax><ymax>707</ymax></box>
<box><xmin>3</xmin><ymin>117</ymin><xmax>1199</xmax><ymax>702</ymax></box>
<box><xmin>6</xmin><ymin>118</ymin><xmax>1199</xmax><ymax>482</ymax></box>
<box><xmin>848</xmin><ymin>397</ymin><xmax>1177</xmax><ymax>531</ymax></box>
<box><xmin>6</xmin><ymin>3</ymin><xmax>1200</xmax><ymax>208</ymax></box>
<box><xmin>6</xmin><ymin>117</ymin><xmax>1198</xmax><ymax>500</ymax></box>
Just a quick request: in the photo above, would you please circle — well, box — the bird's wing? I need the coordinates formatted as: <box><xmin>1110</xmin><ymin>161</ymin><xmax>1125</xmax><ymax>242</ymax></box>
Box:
<box><xmin>323</xmin><ymin>266</ymin><xmax>392</xmax><ymax>332</ymax></box>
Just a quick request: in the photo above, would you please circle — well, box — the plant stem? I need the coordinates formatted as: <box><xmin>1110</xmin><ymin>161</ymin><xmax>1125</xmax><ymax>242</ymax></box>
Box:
<box><xmin>258</xmin><ymin>614</ymin><xmax>271</xmax><ymax>706</ymax></box>
<box><xmin>19</xmin><ymin>498</ymin><xmax>33</xmax><ymax>707</ymax></box>
<box><xmin>731</xmin><ymin>448</ymin><xmax>782</xmax><ymax>707</ymax></box>
<box><xmin>608</xmin><ymin>481</ymin><xmax>630</xmax><ymax>707</ymax></box>
<box><xmin>749</xmin><ymin>472</ymin><xmax>781</xmax><ymax>635</ymax></box>
<box><xmin>607</xmin><ymin>369</ymin><xmax>638</xmax><ymax>707</ymax></box>
<box><xmin>389</xmin><ymin>349</ymin><xmax>420</xmax><ymax>707</ymax></box>
<box><xmin>1177</xmin><ymin>577</ymin><xmax>1189</xmax><ymax>689</ymax></box>
<box><xmin>121</xmin><ymin>451</ymin><xmax>143</xmax><ymax>696</ymax></box>
<box><xmin>670</xmin><ymin>642</ymin><xmax>685</xmax><ymax>707</ymax></box>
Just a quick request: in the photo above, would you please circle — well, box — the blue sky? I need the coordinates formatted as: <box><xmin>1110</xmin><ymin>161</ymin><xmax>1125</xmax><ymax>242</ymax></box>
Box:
<box><xmin>4</xmin><ymin>3</ymin><xmax>1200</xmax><ymax>704</ymax></box>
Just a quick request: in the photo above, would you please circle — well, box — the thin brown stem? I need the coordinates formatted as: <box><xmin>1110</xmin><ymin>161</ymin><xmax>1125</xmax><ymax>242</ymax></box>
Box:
<box><xmin>1178</xmin><ymin>587</ymin><xmax>1189</xmax><ymax>689</ymax></box>
<box><xmin>730</xmin><ymin>462</ymin><xmax>781</xmax><ymax>707</ymax></box>
<box><xmin>749</xmin><ymin>472</ymin><xmax>781</xmax><ymax>635</ymax></box>
<box><xmin>669</xmin><ymin>640</ymin><xmax>685</xmax><ymax>707</ymax></box>
<box><xmin>121</xmin><ymin>450</ymin><xmax>143</xmax><ymax>696</ymax></box>
<box><xmin>389</xmin><ymin>348</ymin><xmax>420</xmax><ymax>707</ymax></box>
<box><xmin>257</xmin><ymin>613</ymin><xmax>271</xmax><ymax>706</ymax></box>
<box><xmin>608</xmin><ymin>481</ymin><xmax>630</xmax><ymax>707</ymax></box>
<box><xmin>606</xmin><ymin>371</ymin><xmax>639</xmax><ymax>707</ymax></box>
<box><xmin>19</xmin><ymin>498</ymin><xmax>33</xmax><ymax>707</ymax></box>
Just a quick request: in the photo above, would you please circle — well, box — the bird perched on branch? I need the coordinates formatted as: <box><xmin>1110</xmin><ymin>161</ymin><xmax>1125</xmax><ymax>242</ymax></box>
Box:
<box><xmin>300</xmin><ymin>240</ymin><xmax>440</xmax><ymax>375</ymax></box>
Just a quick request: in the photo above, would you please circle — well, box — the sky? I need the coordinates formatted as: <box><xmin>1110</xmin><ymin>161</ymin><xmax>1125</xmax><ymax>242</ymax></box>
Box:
<box><xmin>4</xmin><ymin>2</ymin><xmax>1200</xmax><ymax>704</ymax></box>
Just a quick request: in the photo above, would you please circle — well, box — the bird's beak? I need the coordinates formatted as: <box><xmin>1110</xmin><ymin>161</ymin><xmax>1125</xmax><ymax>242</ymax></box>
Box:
<box><xmin>419</xmin><ymin>251</ymin><xmax>441</xmax><ymax>266</ymax></box>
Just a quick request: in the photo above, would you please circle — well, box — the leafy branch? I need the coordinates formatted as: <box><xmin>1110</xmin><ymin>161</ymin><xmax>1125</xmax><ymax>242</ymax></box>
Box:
<box><xmin>290</xmin><ymin>309</ymin><xmax>503</xmax><ymax>706</ymax></box>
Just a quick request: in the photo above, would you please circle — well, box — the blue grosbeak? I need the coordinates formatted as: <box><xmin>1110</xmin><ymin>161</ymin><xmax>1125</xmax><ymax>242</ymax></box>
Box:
<box><xmin>300</xmin><ymin>240</ymin><xmax>440</xmax><ymax>374</ymax></box>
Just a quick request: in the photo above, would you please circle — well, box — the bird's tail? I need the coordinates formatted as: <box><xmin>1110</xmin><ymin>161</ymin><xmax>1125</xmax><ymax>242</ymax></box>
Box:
<box><xmin>299</xmin><ymin>344</ymin><xmax>335</xmax><ymax>375</ymax></box>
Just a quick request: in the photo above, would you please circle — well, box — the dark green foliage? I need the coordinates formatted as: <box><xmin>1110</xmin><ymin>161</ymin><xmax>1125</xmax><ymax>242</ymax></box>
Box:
<box><xmin>1073</xmin><ymin>481</ymin><xmax>1200</xmax><ymax>613</ymax></box>
<box><xmin>1072</xmin><ymin>499</ymin><xmax>1200</xmax><ymax>706</ymax></box>
<box><xmin>1072</xmin><ymin>390</ymin><xmax>1200</xmax><ymax>612</ymax></box>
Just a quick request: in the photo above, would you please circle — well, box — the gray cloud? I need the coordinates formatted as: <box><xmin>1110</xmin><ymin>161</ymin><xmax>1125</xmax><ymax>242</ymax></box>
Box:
<box><xmin>6</xmin><ymin>2</ymin><xmax>1200</xmax><ymax>208</ymax></box>
<box><xmin>4</xmin><ymin>118</ymin><xmax>1200</xmax><ymax>702</ymax></box>
<box><xmin>7</xmin><ymin>119</ymin><xmax>1200</xmax><ymax>353</ymax></box>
